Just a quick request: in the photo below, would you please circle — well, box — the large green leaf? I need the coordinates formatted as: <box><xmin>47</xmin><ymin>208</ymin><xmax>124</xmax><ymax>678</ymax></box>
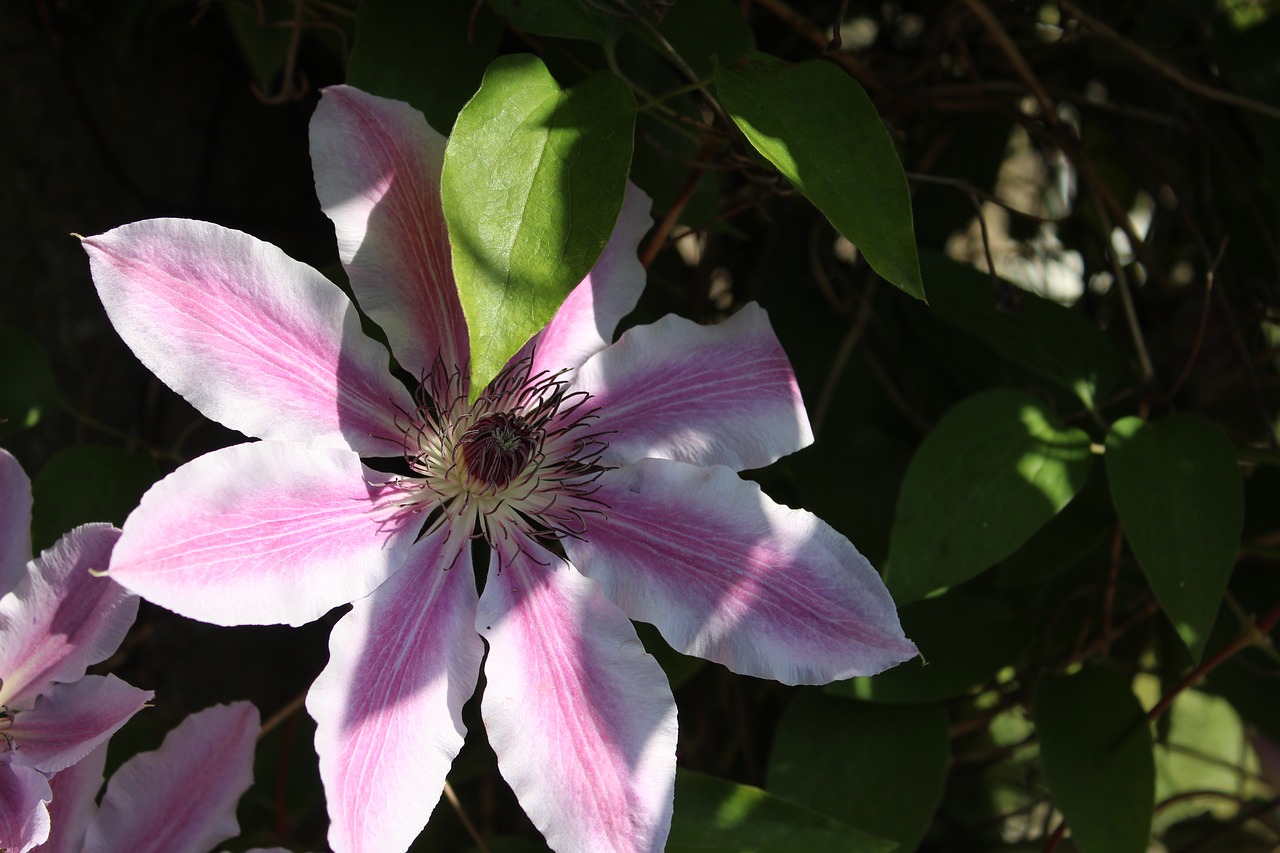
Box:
<box><xmin>441</xmin><ymin>55</ymin><xmax>636</xmax><ymax>396</ymax></box>
<box><xmin>30</xmin><ymin>446</ymin><xmax>159</xmax><ymax>552</ymax></box>
<box><xmin>1106</xmin><ymin>415</ymin><xmax>1243</xmax><ymax>662</ymax></box>
<box><xmin>767</xmin><ymin>693</ymin><xmax>948</xmax><ymax>848</ymax></box>
<box><xmin>885</xmin><ymin>389</ymin><xmax>1093</xmax><ymax>603</ymax></box>
<box><xmin>348</xmin><ymin>0</ymin><xmax>501</xmax><ymax>134</ymax></box>
<box><xmin>669</xmin><ymin>771</ymin><xmax>897</xmax><ymax>853</ymax></box>
<box><xmin>489</xmin><ymin>0</ymin><xmax>629</xmax><ymax>46</ymax></box>
<box><xmin>829</xmin><ymin>587</ymin><xmax>1028</xmax><ymax>704</ymax></box>
<box><xmin>715</xmin><ymin>53</ymin><xmax>923</xmax><ymax>300</ymax></box>
<box><xmin>922</xmin><ymin>252</ymin><xmax>1128</xmax><ymax>409</ymax></box>
<box><xmin>1035</xmin><ymin>667</ymin><xmax>1154</xmax><ymax>853</ymax></box>
<box><xmin>0</xmin><ymin>322</ymin><xmax>59</xmax><ymax>436</ymax></box>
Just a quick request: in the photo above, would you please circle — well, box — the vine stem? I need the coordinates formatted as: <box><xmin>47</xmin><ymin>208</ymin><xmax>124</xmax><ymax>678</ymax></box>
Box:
<box><xmin>1146</xmin><ymin>599</ymin><xmax>1280</xmax><ymax>724</ymax></box>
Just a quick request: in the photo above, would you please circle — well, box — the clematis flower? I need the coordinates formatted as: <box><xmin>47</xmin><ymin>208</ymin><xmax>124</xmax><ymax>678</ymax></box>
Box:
<box><xmin>0</xmin><ymin>449</ymin><xmax>150</xmax><ymax>853</ymax></box>
<box><xmin>34</xmin><ymin>699</ymin><xmax>297</xmax><ymax>853</ymax></box>
<box><xmin>82</xmin><ymin>85</ymin><xmax>916</xmax><ymax>853</ymax></box>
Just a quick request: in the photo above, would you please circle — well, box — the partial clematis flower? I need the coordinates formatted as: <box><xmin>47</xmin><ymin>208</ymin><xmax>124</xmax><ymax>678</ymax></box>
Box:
<box><xmin>34</xmin><ymin>700</ymin><xmax>292</xmax><ymax>853</ymax></box>
<box><xmin>82</xmin><ymin>86</ymin><xmax>916</xmax><ymax>853</ymax></box>
<box><xmin>0</xmin><ymin>449</ymin><xmax>150</xmax><ymax>853</ymax></box>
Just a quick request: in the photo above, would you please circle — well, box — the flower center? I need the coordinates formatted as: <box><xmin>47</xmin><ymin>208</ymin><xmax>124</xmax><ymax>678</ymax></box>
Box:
<box><xmin>460</xmin><ymin>412</ymin><xmax>538</xmax><ymax>489</ymax></box>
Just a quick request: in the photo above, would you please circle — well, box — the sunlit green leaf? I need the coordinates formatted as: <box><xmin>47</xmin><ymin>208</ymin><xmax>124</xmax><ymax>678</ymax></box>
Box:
<box><xmin>1106</xmin><ymin>415</ymin><xmax>1243</xmax><ymax>662</ymax></box>
<box><xmin>715</xmin><ymin>52</ymin><xmax>923</xmax><ymax>299</ymax></box>
<box><xmin>885</xmin><ymin>388</ymin><xmax>1093</xmax><ymax>603</ymax></box>
<box><xmin>30</xmin><ymin>446</ymin><xmax>159</xmax><ymax>552</ymax></box>
<box><xmin>1035</xmin><ymin>667</ymin><xmax>1154</xmax><ymax>853</ymax></box>
<box><xmin>829</xmin><ymin>587</ymin><xmax>1027</xmax><ymax>704</ymax></box>
<box><xmin>768</xmin><ymin>693</ymin><xmax>948</xmax><ymax>848</ymax></box>
<box><xmin>349</xmin><ymin>0</ymin><xmax>501</xmax><ymax>133</ymax></box>
<box><xmin>0</xmin><ymin>322</ymin><xmax>59</xmax><ymax>436</ymax></box>
<box><xmin>669</xmin><ymin>771</ymin><xmax>897</xmax><ymax>853</ymax></box>
<box><xmin>441</xmin><ymin>54</ymin><xmax>635</xmax><ymax>397</ymax></box>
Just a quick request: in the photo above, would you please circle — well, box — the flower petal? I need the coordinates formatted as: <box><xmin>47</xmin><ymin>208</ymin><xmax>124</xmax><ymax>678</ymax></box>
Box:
<box><xmin>308</xmin><ymin>523</ymin><xmax>483</xmax><ymax>853</ymax></box>
<box><xmin>478</xmin><ymin>537</ymin><xmax>677</xmax><ymax>853</ymax></box>
<box><xmin>526</xmin><ymin>184</ymin><xmax>653</xmax><ymax>377</ymax></box>
<box><xmin>0</xmin><ymin>449</ymin><xmax>31</xmax><ymax>596</ymax></box>
<box><xmin>573</xmin><ymin>303</ymin><xmax>813</xmax><ymax>471</ymax></box>
<box><xmin>85</xmin><ymin>702</ymin><xmax>259</xmax><ymax>853</ymax></box>
<box><xmin>40</xmin><ymin>741</ymin><xmax>107</xmax><ymax>853</ymax></box>
<box><xmin>311</xmin><ymin>85</ymin><xmax>467</xmax><ymax>377</ymax></box>
<box><xmin>6</xmin><ymin>675</ymin><xmax>152</xmax><ymax>774</ymax></box>
<box><xmin>0</xmin><ymin>762</ymin><xmax>51</xmax><ymax>853</ymax></box>
<box><xmin>568</xmin><ymin>459</ymin><xmax>917</xmax><ymax>685</ymax></box>
<box><xmin>0</xmin><ymin>524</ymin><xmax>134</xmax><ymax>708</ymax></box>
<box><xmin>108</xmin><ymin>442</ymin><xmax>419</xmax><ymax>628</ymax></box>
<box><xmin>83</xmin><ymin>218</ymin><xmax>412</xmax><ymax>456</ymax></box>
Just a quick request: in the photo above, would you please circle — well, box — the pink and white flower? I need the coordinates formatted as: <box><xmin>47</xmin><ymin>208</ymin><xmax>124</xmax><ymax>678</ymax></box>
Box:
<box><xmin>0</xmin><ymin>449</ymin><xmax>150</xmax><ymax>853</ymax></box>
<box><xmin>82</xmin><ymin>85</ymin><xmax>916</xmax><ymax>853</ymax></box>
<box><xmin>35</xmin><ymin>700</ymin><xmax>292</xmax><ymax>853</ymax></box>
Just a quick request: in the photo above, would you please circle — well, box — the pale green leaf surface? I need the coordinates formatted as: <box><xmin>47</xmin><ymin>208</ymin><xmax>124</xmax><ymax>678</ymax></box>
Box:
<box><xmin>715</xmin><ymin>53</ymin><xmax>923</xmax><ymax>299</ymax></box>
<box><xmin>1106</xmin><ymin>415</ymin><xmax>1243</xmax><ymax>662</ymax></box>
<box><xmin>441</xmin><ymin>55</ymin><xmax>635</xmax><ymax>395</ymax></box>
<box><xmin>886</xmin><ymin>389</ymin><xmax>1093</xmax><ymax>603</ymax></box>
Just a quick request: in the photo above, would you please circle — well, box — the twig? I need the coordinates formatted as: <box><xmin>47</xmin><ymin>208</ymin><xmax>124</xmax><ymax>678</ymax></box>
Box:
<box><xmin>752</xmin><ymin>0</ymin><xmax>886</xmax><ymax>93</ymax></box>
<box><xmin>1059</xmin><ymin>0</ymin><xmax>1280</xmax><ymax>123</ymax></box>
<box><xmin>640</xmin><ymin>139</ymin><xmax>718</xmax><ymax>268</ymax></box>
<box><xmin>444</xmin><ymin>781</ymin><xmax>491</xmax><ymax>853</ymax></box>
<box><xmin>960</xmin><ymin>0</ymin><xmax>1059</xmax><ymax>125</ymax></box>
<box><xmin>813</xmin><ymin>277</ymin><xmax>878</xmax><ymax>439</ymax></box>
<box><xmin>1165</xmin><ymin>238</ymin><xmax>1228</xmax><ymax>401</ymax></box>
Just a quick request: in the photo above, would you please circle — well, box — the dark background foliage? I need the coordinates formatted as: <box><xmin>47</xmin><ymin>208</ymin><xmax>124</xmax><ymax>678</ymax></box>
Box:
<box><xmin>2</xmin><ymin>0</ymin><xmax>1279</xmax><ymax>850</ymax></box>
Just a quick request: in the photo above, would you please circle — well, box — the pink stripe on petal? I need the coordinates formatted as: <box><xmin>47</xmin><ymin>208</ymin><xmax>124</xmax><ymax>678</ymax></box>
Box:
<box><xmin>40</xmin><ymin>741</ymin><xmax>108</xmax><ymax>853</ymax></box>
<box><xmin>85</xmin><ymin>702</ymin><xmax>259</xmax><ymax>853</ymax></box>
<box><xmin>308</xmin><ymin>522</ymin><xmax>483</xmax><ymax>853</ymax></box>
<box><xmin>0</xmin><ymin>524</ymin><xmax>134</xmax><ymax>708</ymax></box>
<box><xmin>8</xmin><ymin>675</ymin><xmax>152</xmax><ymax>774</ymax></box>
<box><xmin>478</xmin><ymin>537</ymin><xmax>677</xmax><ymax>853</ymax></box>
<box><xmin>84</xmin><ymin>219</ymin><xmax>411</xmax><ymax>457</ymax></box>
<box><xmin>0</xmin><ymin>449</ymin><xmax>32</xmax><ymax>596</ymax></box>
<box><xmin>108</xmin><ymin>442</ymin><xmax>419</xmax><ymax>628</ymax></box>
<box><xmin>574</xmin><ymin>303</ymin><xmax>813</xmax><ymax>472</ymax></box>
<box><xmin>568</xmin><ymin>459</ymin><xmax>917</xmax><ymax>685</ymax></box>
<box><xmin>526</xmin><ymin>184</ymin><xmax>653</xmax><ymax>378</ymax></box>
<box><xmin>0</xmin><ymin>763</ymin><xmax>51</xmax><ymax>853</ymax></box>
<box><xmin>311</xmin><ymin>86</ymin><xmax>467</xmax><ymax>377</ymax></box>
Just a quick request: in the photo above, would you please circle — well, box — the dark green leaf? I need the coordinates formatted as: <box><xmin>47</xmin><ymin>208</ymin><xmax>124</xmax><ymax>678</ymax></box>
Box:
<box><xmin>633</xmin><ymin>0</ymin><xmax>755</xmax><ymax>80</ymax></box>
<box><xmin>715</xmin><ymin>53</ymin><xmax>923</xmax><ymax>299</ymax></box>
<box><xmin>442</xmin><ymin>55</ymin><xmax>636</xmax><ymax>396</ymax></box>
<box><xmin>349</xmin><ymin>0</ymin><xmax>501</xmax><ymax>133</ymax></box>
<box><xmin>633</xmin><ymin>620</ymin><xmax>704</xmax><ymax>690</ymax></box>
<box><xmin>0</xmin><ymin>322</ymin><xmax>59</xmax><ymax>436</ymax></box>
<box><xmin>1106</xmin><ymin>415</ymin><xmax>1243</xmax><ymax>662</ymax></box>
<box><xmin>922</xmin><ymin>252</ymin><xmax>1128</xmax><ymax>409</ymax></box>
<box><xmin>1035</xmin><ymin>667</ymin><xmax>1154</xmax><ymax>853</ymax></box>
<box><xmin>489</xmin><ymin>0</ymin><xmax>629</xmax><ymax>46</ymax></box>
<box><xmin>768</xmin><ymin>693</ymin><xmax>948</xmax><ymax>847</ymax></box>
<box><xmin>30</xmin><ymin>446</ymin><xmax>158</xmax><ymax>552</ymax></box>
<box><xmin>829</xmin><ymin>587</ymin><xmax>1028</xmax><ymax>704</ymax></box>
<box><xmin>669</xmin><ymin>770</ymin><xmax>897</xmax><ymax>853</ymax></box>
<box><xmin>886</xmin><ymin>388</ymin><xmax>1094</xmax><ymax>603</ymax></box>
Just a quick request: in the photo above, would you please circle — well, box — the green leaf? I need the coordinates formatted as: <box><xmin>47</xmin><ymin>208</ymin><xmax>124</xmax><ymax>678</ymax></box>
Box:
<box><xmin>1106</xmin><ymin>415</ymin><xmax>1244</xmax><ymax>662</ymax></box>
<box><xmin>441</xmin><ymin>55</ymin><xmax>636</xmax><ymax>397</ymax></box>
<box><xmin>829</xmin><ymin>587</ymin><xmax>1028</xmax><ymax>704</ymax></box>
<box><xmin>669</xmin><ymin>770</ymin><xmax>897</xmax><ymax>853</ymax></box>
<box><xmin>349</xmin><ymin>0</ymin><xmax>501</xmax><ymax>133</ymax></box>
<box><xmin>30</xmin><ymin>446</ymin><xmax>159</xmax><ymax>552</ymax></box>
<box><xmin>632</xmin><ymin>0</ymin><xmax>755</xmax><ymax>80</ymax></box>
<box><xmin>489</xmin><ymin>0</ymin><xmax>629</xmax><ymax>46</ymax></box>
<box><xmin>0</xmin><ymin>322</ymin><xmax>59</xmax><ymax>436</ymax></box>
<box><xmin>715</xmin><ymin>53</ymin><xmax>923</xmax><ymax>300</ymax></box>
<box><xmin>885</xmin><ymin>389</ymin><xmax>1094</xmax><ymax>603</ymax></box>
<box><xmin>768</xmin><ymin>693</ymin><xmax>948</xmax><ymax>848</ymax></box>
<box><xmin>922</xmin><ymin>251</ymin><xmax>1128</xmax><ymax>409</ymax></box>
<box><xmin>1034</xmin><ymin>667</ymin><xmax>1154</xmax><ymax>853</ymax></box>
